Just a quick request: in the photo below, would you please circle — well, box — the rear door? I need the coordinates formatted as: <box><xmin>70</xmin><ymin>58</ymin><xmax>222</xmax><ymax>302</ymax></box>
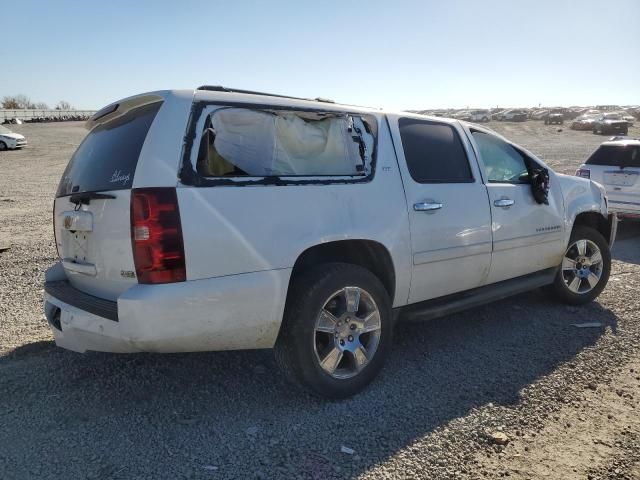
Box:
<box><xmin>585</xmin><ymin>144</ymin><xmax>640</xmax><ymax>214</ymax></box>
<box><xmin>389</xmin><ymin>116</ymin><xmax>492</xmax><ymax>303</ymax></box>
<box><xmin>54</xmin><ymin>99</ymin><xmax>163</xmax><ymax>300</ymax></box>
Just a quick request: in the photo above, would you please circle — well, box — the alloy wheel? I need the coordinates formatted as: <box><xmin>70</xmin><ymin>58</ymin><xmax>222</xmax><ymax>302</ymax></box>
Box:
<box><xmin>313</xmin><ymin>286</ymin><xmax>382</xmax><ymax>379</ymax></box>
<box><xmin>561</xmin><ymin>239</ymin><xmax>604</xmax><ymax>294</ymax></box>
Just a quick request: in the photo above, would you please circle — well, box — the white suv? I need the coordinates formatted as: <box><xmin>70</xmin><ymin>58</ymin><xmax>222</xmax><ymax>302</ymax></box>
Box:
<box><xmin>469</xmin><ymin>109</ymin><xmax>491</xmax><ymax>122</ymax></box>
<box><xmin>577</xmin><ymin>137</ymin><xmax>640</xmax><ymax>218</ymax></box>
<box><xmin>45</xmin><ymin>87</ymin><xmax>617</xmax><ymax>398</ymax></box>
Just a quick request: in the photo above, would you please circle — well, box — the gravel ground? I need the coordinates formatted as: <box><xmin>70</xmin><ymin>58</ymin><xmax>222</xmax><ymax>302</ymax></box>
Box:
<box><xmin>0</xmin><ymin>120</ymin><xmax>639</xmax><ymax>479</ymax></box>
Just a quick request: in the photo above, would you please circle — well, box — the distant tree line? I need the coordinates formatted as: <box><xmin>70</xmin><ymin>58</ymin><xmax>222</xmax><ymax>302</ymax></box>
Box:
<box><xmin>2</xmin><ymin>94</ymin><xmax>73</xmax><ymax>110</ymax></box>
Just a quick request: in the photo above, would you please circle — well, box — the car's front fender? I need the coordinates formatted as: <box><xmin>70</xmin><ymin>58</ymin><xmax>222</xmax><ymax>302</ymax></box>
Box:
<box><xmin>557</xmin><ymin>174</ymin><xmax>608</xmax><ymax>244</ymax></box>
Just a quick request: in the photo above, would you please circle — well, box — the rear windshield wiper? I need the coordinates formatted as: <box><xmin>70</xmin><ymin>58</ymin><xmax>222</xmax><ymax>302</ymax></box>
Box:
<box><xmin>69</xmin><ymin>192</ymin><xmax>117</xmax><ymax>205</ymax></box>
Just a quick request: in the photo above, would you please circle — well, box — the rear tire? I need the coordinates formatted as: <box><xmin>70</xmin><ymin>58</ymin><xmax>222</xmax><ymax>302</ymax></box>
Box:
<box><xmin>550</xmin><ymin>226</ymin><xmax>611</xmax><ymax>305</ymax></box>
<box><xmin>274</xmin><ymin>263</ymin><xmax>392</xmax><ymax>399</ymax></box>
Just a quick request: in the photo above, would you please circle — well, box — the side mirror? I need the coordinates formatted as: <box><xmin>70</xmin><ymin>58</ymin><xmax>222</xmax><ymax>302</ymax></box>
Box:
<box><xmin>530</xmin><ymin>168</ymin><xmax>550</xmax><ymax>205</ymax></box>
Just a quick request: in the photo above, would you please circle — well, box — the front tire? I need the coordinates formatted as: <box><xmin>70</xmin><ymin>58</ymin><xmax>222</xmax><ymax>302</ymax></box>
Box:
<box><xmin>550</xmin><ymin>226</ymin><xmax>611</xmax><ymax>305</ymax></box>
<box><xmin>274</xmin><ymin>263</ymin><xmax>392</xmax><ymax>399</ymax></box>
<box><xmin>0</xmin><ymin>141</ymin><xmax>7</xmax><ymax>151</ymax></box>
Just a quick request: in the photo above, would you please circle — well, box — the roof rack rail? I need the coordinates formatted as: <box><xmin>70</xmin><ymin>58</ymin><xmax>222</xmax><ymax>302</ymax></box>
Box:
<box><xmin>196</xmin><ymin>85</ymin><xmax>335</xmax><ymax>103</ymax></box>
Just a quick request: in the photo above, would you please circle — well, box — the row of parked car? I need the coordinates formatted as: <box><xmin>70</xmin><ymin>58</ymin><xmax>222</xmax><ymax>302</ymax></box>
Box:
<box><xmin>416</xmin><ymin>106</ymin><xmax>639</xmax><ymax>129</ymax></box>
<box><xmin>571</xmin><ymin>111</ymin><xmax>634</xmax><ymax>135</ymax></box>
<box><xmin>1</xmin><ymin>114</ymin><xmax>93</xmax><ymax>125</ymax></box>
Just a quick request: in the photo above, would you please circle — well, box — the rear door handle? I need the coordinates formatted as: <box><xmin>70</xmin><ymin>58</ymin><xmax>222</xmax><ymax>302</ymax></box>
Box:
<box><xmin>414</xmin><ymin>202</ymin><xmax>443</xmax><ymax>212</ymax></box>
<box><xmin>494</xmin><ymin>198</ymin><xmax>515</xmax><ymax>208</ymax></box>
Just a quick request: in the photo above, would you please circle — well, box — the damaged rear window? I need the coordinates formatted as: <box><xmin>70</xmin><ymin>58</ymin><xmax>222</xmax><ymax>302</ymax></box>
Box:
<box><xmin>195</xmin><ymin>108</ymin><xmax>376</xmax><ymax>178</ymax></box>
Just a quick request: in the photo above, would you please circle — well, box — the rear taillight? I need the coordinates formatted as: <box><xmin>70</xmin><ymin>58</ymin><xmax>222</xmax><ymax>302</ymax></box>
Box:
<box><xmin>576</xmin><ymin>168</ymin><xmax>590</xmax><ymax>179</ymax></box>
<box><xmin>131</xmin><ymin>188</ymin><xmax>186</xmax><ymax>284</ymax></box>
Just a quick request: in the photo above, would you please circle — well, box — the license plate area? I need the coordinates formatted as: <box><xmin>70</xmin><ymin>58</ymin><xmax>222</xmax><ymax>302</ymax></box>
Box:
<box><xmin>61</xmin><ymin>210</ymin><xmax>93</xmax><ymax>232</ymax></box>
<box><xmin>60</xmin><ymin>210</ymin><xmax>96</xmax><ymax>274</ymax></box>
<box><xmin>62</xmin><ymin>230</ymin><xmax>93</xmax><ymax>267</ymax></box>
<box><xmin>604</xmin><ymin>171</ymin><xmax>638</xmax><ymax>187</ymax></box>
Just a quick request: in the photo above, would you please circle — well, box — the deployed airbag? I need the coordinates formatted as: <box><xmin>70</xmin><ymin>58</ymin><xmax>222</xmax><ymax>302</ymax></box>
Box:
<box><xmin>204</xmin><ymin>108</ymin><xmax>371</xmax><ymax>176</ymax></box>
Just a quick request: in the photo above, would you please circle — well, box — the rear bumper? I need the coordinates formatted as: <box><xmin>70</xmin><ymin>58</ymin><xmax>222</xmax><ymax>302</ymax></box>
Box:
<box><xmin>45</xmin><ymin>280</ymin><xmax>118</xmax><ymax>321</ymax></box>
<box><xmin>44</xmin><ymin>263</ymin><xmax>290</xmax><ymax>353</ymax></box>
<box><xmin>602</xmin><ymin>125</ymin><xmax>627</xmax><ymax>133</ymax></box>
<box><xmin>609</xmin><ymin>200</ymin><xmax>640</xmax><ymax>217</ymax></box>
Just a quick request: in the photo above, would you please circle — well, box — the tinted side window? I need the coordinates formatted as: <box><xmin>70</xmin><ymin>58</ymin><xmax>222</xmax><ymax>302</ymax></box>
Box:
<box><xmin>398</xmin><ymin>118</ymin><xmax>473</xmax><ymax>183</ymax></box>
<box><xmin>471</xmin><ymin>131</ymin><xmax>529</xmax><ymax>183</ymax></box>
<box><xmin>57</xmin><ymin>102</ymin><xmax>161</xmax><ymax>197</ymax></box>
<box><xmin>586</xmin><ymin>145</ymin><xmax>640</xmax><ymax>168</ymax></box>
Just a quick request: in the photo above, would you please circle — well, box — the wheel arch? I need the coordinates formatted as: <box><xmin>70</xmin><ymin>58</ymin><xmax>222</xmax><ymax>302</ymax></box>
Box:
<box><xmin>571</xmin><ymin>211</ymin><xmax>615</xmax><ymax>245</ymax></box>
<box><xmin>287</xmin><ymin>239</ymin><xmax>396</xmax><ymax>303</ymax></box>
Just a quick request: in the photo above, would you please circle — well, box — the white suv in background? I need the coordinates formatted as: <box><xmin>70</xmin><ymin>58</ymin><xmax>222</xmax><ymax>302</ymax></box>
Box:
<box><xmin>577</xmin><ymin>137</ymin><xmax>640</xmax><ymax>218</ymax></box>
<box><xmin>45</xmin><ymin>87</ymin><xmax>617</xmax><ymax>398</ymax></box>
<box><xmin>469</xmin><ymin>109</ymin><xmax>491</xmax><ymax>122</ymax></box>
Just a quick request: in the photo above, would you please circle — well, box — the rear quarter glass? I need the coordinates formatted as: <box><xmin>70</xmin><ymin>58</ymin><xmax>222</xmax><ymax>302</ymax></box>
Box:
<box><xmin>56</xmin><ymin>102</ymin><xmax>162</xmax><ymax>197</ymax></box>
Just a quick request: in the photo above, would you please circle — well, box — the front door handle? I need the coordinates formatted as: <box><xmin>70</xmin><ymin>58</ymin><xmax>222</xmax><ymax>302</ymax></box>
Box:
<box><xmin>414</xmin><ymin>202</ymin><xmax>443</xmax><ymax>212</ymax></box>
<box><xmin>494</xmin><ymin>198</ymin><xmax>515</xmax><ymax>208</ymax></box>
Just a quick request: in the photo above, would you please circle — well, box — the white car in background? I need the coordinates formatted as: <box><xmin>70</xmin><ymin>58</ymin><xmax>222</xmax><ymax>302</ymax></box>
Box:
<box><xmin>496</xmin><ymin>109</ymin><xmax>528</xmax><ymax>122</ymax></box>
<box><xmin>620</xmin><ymin>112</ymin><xmax>635</xmax><ymax>127</ymax></box>
<box><xmin>577</xmin><ymin>137</ymin><xmax>640</xmax><ymax>218</ymax></box>
<box><xmin>469</xmin><ymin>109</ymin><xmax>491</xmax><ymax>122</ymax></box>
<box><xmin>0</xmin><ymin>125</ymin><xmax>27</xmax><ymax>150</ymax></box>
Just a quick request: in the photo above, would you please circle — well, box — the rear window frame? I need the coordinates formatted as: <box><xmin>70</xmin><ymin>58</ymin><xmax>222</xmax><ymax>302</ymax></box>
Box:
<box><xmin>179</xmin><ymin>101</ymin><xmax>379</xmax><ymax>188</ymax></box>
